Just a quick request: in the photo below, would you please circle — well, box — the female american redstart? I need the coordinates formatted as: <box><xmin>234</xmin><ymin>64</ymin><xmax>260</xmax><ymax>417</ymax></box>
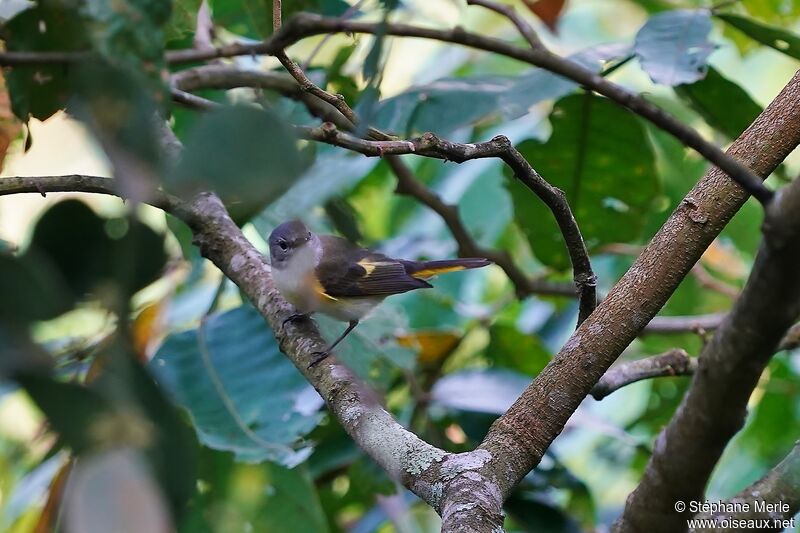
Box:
<box><xmin>268</xmin><ymin>220</ymin><xmax>491</xmax><ymax>367</ymax></box>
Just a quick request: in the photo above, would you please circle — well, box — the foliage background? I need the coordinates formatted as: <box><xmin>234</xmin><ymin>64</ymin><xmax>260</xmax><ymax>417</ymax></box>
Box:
<box><xmin>0</xmin><ymin>0</ymin><xmax>799</xmax><ymax>531</ymax></box>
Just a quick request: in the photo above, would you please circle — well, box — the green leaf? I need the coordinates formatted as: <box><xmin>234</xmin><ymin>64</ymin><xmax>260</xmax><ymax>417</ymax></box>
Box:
<box><xmin>716</xmin><ymin>13</ymin><xmax>800</xmax><ymax>60</ymax></box>
<box><xmin>255</xmin><ymin>146</ymin><xmax>378</xmax><ymax>227</ymax></box>
<box><xmin>674</xmin><ymin>66</ymin><xmax>762</xmax><ymax>140</ymax></box>
<box><xmin>634</xmin><ymin>9</ymin><xmax>715</xmax><ymax>86</ymax></box>
<box><xmin>373</xmin><ymin>77</ymin><xmax>511</xmax><ymax>137</ymax></box>
<box><xmin>508</xmin><ymin>94</ymin><xmax>659</xmax><ymax>270</ymax></box>
<box><xmin>501</xmin><ymin>43</ymin><xmax>631</xmax><ymax>118</ymax></box>
<box><xmin>166</xmin><ymin>0</ymin><xmax>203</xmax><ymax>42</ymax></box>
<box><xmin>69</xmin><ymin>63</ymin><xmax>164</xmax><ymax>200</ymax></box>
<box><xmin>4</xmin><ymin>5</ymin><xmax>89</xmax><ymax>120</ymax></box>
<box><xmin>211</xmin><ymin>0</ymin><xmax>348</xmax><ymax>39</ymax></box>
<box><xmin>84</xmin><ymin>0</ymin><xmax>170</xmax><ymax>86</ymax></box>
<box><xmin>487</xmin><ymin>324</ymin><xmax>551</xmax><ymax>376</ymax></box>
<box><xmin>315</xmin><ymin>304</ymin><xmax>415</xmax><ymax>389</ymax></box>
<box><xmin>0</xmin><ymin>250</ymin><xmax>74</xmax><ymax>323</ymax></box>
<box><xmin>150</xmin><ymin>304</ymin><xmax>324</xmax><ymax>466</ymax></box>
<box><xmin>28</xmin><ymin>200</ymin><xmax>167</xmax><ymax>299</ymax></box>
<box><xmin>168</xmin><ymin>105</ymin><xmax>304</xmax><ymax>222</ymax></box>
<box><xmin>182</xmin><ymin>449</ymin><xmax>329</xmax><ymax>533</ymax></box>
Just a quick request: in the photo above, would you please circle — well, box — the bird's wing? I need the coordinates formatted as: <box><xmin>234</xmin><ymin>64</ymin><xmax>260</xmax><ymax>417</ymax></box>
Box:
<box><xmin>315</xmin><ymin>236</ymin><xmax>431</xmax><ymax>298</ymax></box>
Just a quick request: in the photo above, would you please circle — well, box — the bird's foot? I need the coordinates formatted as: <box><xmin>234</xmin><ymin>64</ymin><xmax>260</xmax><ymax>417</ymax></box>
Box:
<box><xmin>282</xmin><ymin>312</ymin><xmax>310</xmax><ymax>328</ymax></box>
<box><xmin>308</xmin><ymin>350</ymin><xmax>330</xmax><ymax>369</ymax></box>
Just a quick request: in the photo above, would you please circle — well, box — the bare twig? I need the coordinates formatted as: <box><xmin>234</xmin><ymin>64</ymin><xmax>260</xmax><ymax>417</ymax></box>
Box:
<box><xmin>0</xmin><ymin>14</ymin><xmax>773</xmax><ymax>204</ymax></box>
<box><xmin>590</xmin><ymin>349</ymin><xmax>696</xmax><ymax>401</ymax></box>
<box><xmin>172</xmin><ymin>66</ymin><xmax>596</xmax><ymax>317</ymax></box>
<box><xmin>170</xmin><ymin>88</ymin><xmax>218</xmax><ymax>111</ymax></box>
<box><xmin>466</xmin><ymin>0</ymin><xmax>546</xmax><ymax>50</ymax></box>
<box><xmin>388</xmin><ymin>156</ymin><xmax>578</xmax><ymax>299</ymax></box>
<box><xmin>642</xmin><ymin>312</ymin><xmax>726</xmax><ymax>334</ymax></box>
<box><xmin>294</xmin><ymin>123</ymin><xmax>598</xmax><ymax>322</ymax></box>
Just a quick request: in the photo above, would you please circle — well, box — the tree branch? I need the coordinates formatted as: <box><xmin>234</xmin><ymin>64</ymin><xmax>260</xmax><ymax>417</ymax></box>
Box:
<box><xmin>616</xmin><ymin>173</ymin><xmax>800</xmax><ymax>532</ymax></box>
<box><xmin>474</xmin><ymin>71</ymin><xmax>800</xmax><ymax>501</ymax></box>
<box><xmin>590</xmin><ymin>349</ymin><xmax>695</xmax><ymax>401</ymax></box>
<box><xmin>1</xmin><ymin>13</ymin><xmax>773</xmax><ymax>204</ymax></box>
<box><xmin>466</xmin><ymin>0</ymin><xmax>546</xmax><ymax>50</ymax></box>
<box><xmin>171</xmin><ymin>66</ymin><xmax>596</xmax><ymax>318</ymax></box>
<box><xmin>690</xmin><ymin>442</ymin><xmax>800</xmax><ymax>532</ymax></box>
<box><xmin>0</xmin><ymin>173</ymin><xmax>507</xmax><ymax>531</ymax></box>
<box><xmin>268</xmin><ymin>13</ymin><xmax>774</xmax><ymax>205</ymax></box>
<box><xmin>387</xmin><ymin>155</ymin><xmax>578</xmax><ymax>299</ymax></box>
<box><xmin>295</xmin><ymin>124</ymin><xmax>598</xmax><ymax>323</ymax></box>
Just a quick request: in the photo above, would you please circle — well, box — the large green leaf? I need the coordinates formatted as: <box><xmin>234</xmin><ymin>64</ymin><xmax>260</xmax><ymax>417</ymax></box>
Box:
<box><xmin>674</xmin><ymin>66</ymin><xmax>762</xmax><ymax>140</ymax></box>
<box><xmin>181</xmin><ymin>448</ymin><xmax>329</xmax><ymax>533</ymax></box>
<box><xmin>0</xmin><ymin>250</ymin><xmax>74</xmax><ymax>323</ymax></box>
<box><xmin>256</xmin><ymin>146</ymin><xmax>378</xmax><ymax>228</ymax></box>
<box><xmin>634</xmin><ymin>9</ymin><xmax>715</xmax><ymax>86</ymax></box>
<box><xmin>150</xmin><ymin>304</ymin><xmax>324</xmax><ymax>466</ymax></box>
<box><xmin>211</xmin><ymin>0</ymin><xmax>349</xmax><ymax>39</ymax></box>
<box><xmin>501</xmin><ymin>43</ymin><xmax>631</xmax><ymax>118</ymax></box>
<box><xmin>4</xmin><ymin>5</ymin><xmax>89</xmax><ymax>120</ymax></box>
<box><xmin>28</xmin><ymin>200</ymin><xmax>167</xmax><ymax>299</ymax></box>
<box><xmin>372</xmin><ymin>77</ymin><xmax>513</xmax><ymax>137</ymax></box>
<box><xmin>487</xmin><ymin>324</ymin><xmax>551</xmax><ymax>376</ymax></box>
<box><xmin>84</xmin><ymin>0</ymin><xmax>170</xmax><ymax>83</ymax></box>
<box><xmin>18</xmin><ymin>345</ymin><xmax>199</xmax><ymax>516</ymax></box>
<box><xmin>168</xmin><ymin>105</ymin><xmax>304</xmax><ymax>222</ymax></box>
<box><xmin>508</xmin><ymin>94</ymin><xmax>659</xmax><ymax>270</ymax></box>
<box><xmin>716</xmin><ymin>13</ymin><xmax>800</xmax><ymax>60</ymax></box>
<box><xmin>315</xmin><ymin>304</ymin><xmax>415</xmax><ymax>389</ymax></box>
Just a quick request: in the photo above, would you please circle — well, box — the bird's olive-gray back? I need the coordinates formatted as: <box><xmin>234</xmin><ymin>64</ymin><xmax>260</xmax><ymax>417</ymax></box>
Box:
<box><xmin>268</xmin><ymin>220</ymin><xmax>312</xmax><ymax>263</ymax></box>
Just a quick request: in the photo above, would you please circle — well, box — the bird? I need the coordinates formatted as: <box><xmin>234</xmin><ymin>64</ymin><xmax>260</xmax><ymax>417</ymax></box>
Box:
<box><xmin>268</xmin><ymin>220</ymin><xmax>491</xmax><ymax>367</ymax></box>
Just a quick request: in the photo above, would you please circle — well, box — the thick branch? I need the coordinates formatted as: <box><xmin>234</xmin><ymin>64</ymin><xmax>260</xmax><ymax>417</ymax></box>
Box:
<box><xmin>475</xmin><ymin>71</ymin><xmax>800</xmax><ymax>500</ymax></box>
<box><xmin>690</xmin><ymin>442</ymin><xmax>800</xmax><ymax>532</ymax></box>
<box><xmin>0</xmin><ymin>173</ymin><xmax>506</xmax><ymax>530</ymax></box>
<box><xmin>590</xmin><ymin>349</ymin><xmax>695</xmax><ymax>401</ymax></box>
<box><xmin>616</xmin><ymin>174</ymin><xmax>800</xmax><ymax>532</ymax></box>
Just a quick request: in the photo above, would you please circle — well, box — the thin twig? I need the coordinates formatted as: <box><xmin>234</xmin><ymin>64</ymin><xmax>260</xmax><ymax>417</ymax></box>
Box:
<box><xmin>466</xmin><ymin>0</ymin><xmax>546</xmax><ymax>50</ymax></box>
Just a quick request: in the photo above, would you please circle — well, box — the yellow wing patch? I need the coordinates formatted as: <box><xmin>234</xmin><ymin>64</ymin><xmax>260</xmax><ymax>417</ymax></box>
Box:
<box><xmin>357</xmin><ymin>259</ymin><xmax>396</xmax><ymax>277</ymax></box>
<box><xmin>412</xmin><ymin>265</ymin><xmax>466</xmax><ymax>279</ymax></box>
<box><xmin>309</xmin><ymin>273</ymin><xmax>338</xmax><ymax>301</ymax></box>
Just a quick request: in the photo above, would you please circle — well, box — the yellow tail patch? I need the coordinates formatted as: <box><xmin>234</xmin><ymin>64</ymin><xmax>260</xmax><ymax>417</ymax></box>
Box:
<box><xmin>412</xmin><ymin>265</ymin><xmax>466</xmax><ymax>279</ymax></box>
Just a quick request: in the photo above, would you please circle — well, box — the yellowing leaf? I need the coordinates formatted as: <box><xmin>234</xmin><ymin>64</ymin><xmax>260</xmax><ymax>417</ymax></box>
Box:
<box><xmin>132</xmin><ymin>301</ymin><xmax>168</xmax><ymax>362</ymax></box>
<box><xmin>701</xmin><ymin>240</ymin><xmax>747</xmax><ymax>279</ymax></box>
<box><xmin>0</xmin><ymin>74</ymin><xmax>22</xmax><ymax>171</ymax></box>
<box><xmin>396</xmin><ymin>331</ymin><xmax>461</xmax><ymax>365</ymax></box>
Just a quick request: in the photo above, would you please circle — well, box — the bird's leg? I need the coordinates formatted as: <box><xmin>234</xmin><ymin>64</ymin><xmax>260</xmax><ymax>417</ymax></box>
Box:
<box><xmin>309</xmin><ymin>320</ymin><xmax>359</xmax><ymax>368</ymax></box>
<box><xmin>282</xmin><ymin>312</ymin><xmax>311</xmax><ymax>328</ymax></box>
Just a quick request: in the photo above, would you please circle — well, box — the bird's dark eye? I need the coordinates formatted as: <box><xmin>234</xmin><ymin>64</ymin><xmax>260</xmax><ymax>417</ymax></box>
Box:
<box><xmin>278</xmin><ymin>239</ymin><xmax>288</xmax><ymax>250</ymax></box>
<box><xmin>307</xmin><ymin>231</ymin><xmax>312</xmax><ymax>239</ymax></box>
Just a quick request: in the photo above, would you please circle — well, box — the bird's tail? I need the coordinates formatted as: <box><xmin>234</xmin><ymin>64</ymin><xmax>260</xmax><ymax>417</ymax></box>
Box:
<box><xmin>403</xmin><ymin>257</ymin><xmax>492</xmax><ymax>279</ymax></box>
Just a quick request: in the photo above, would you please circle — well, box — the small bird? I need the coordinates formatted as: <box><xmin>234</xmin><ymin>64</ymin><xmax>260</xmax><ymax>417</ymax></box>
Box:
<box><xmin>268</xmin><ymin>220</ymin><xmax>491</xmax><ymax>367</ymax></box>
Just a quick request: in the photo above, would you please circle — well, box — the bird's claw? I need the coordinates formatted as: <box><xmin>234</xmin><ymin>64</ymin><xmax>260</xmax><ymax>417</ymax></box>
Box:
<box><xmin>282</xmin><ymin>313</ymin><xmax>310</xmax><ymax>328</ymax></box>
<box><xmin>308</xmin><ymin>350</ymin><xmax>330</xmax><ymax>369</ymax></box>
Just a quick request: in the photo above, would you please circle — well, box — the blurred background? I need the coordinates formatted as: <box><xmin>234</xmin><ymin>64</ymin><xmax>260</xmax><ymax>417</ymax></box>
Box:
<box><xmin>1</xmin><ymin>0</ymin><xmax>799</xmax><ymax>531</ymax></box>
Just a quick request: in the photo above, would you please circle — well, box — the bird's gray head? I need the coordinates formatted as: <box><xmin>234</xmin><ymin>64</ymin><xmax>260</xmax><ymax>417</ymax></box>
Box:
<box><xmin>268</xmin><ymin>220</ymin><xmax>314</xmax><ymax>267</ymax></box>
